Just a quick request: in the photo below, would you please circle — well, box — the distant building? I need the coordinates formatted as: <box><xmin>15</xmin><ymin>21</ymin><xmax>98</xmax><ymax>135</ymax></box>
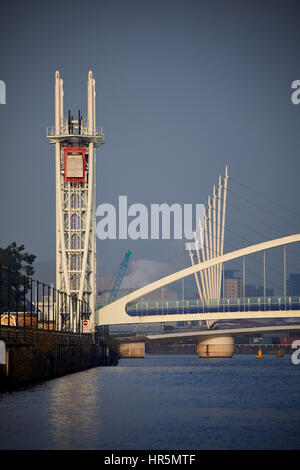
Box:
<box><xmin>245</xmin><ymin>284</ymin><xmax>274</xmax><ymax>297</ymax></box>
<box><xmin>222</xmin><ymin>271</ymin><xmax>276</xmax><ymax>298</ymax></box>
<box><xmin>224</xmin><ymin>278</ymin><xmax>241</xmax><ymax>298</ymax></box>
<box><xmin>287</xmin><ymin>273</ymin><xmax>300</xmax><ymax>296</ymax></box>
<box><xmin>224</xmin><ymin>269</ymin><xmax>240</xmax><ymax>279</ymax></box>
<box><xmin>223</xmin><ymin>269</ymin><xmax>241</xmax><ymax>298</ymax></box>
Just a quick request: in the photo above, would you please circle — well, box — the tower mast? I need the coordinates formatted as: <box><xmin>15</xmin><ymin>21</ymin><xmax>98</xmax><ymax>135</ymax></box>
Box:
<box><xmin>47</xmin><ymin>71</ymin><xmax>104</xmax><ymax>332</ymax></box>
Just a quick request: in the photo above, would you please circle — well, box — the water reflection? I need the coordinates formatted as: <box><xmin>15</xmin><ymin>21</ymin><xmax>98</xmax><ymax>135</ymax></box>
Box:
<box><xmin>48</xmin><ymin>370</ymin><xmax>102</xmax><ymax>449</ymax></box>
<box><xmin>0</xmin><ymin>355</ymin><xmax>300</xmax><ymax>449</ymax></box>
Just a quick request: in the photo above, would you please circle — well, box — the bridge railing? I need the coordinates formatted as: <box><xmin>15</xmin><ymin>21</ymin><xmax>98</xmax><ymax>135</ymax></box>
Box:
<box><xmin>125</xmin><ymin>296</ymin><xmax>300</xmax><ymax>316</ymax></box>
<box><xmin>0</xmin><ymin>265</ymin><xmax>89</xmax><ymax>333</ymax></box>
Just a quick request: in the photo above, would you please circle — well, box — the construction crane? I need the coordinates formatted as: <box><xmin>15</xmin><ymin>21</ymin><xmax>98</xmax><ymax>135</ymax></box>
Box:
<box><xmin>96</xmin><ymin>251</ymin><xmax>132</xmax><ymax>310</ymax></box>
<box><xmin>107</xmin><ymin>250</ymin><xmax>132</xmax><ymax>304</ymax></box>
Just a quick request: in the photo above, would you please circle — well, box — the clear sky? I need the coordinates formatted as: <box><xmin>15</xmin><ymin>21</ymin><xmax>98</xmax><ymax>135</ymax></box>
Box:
<box><xmin>1</xmin><ymin>0</ymin><xmax>300</xmax><ymax>290</ymax></box>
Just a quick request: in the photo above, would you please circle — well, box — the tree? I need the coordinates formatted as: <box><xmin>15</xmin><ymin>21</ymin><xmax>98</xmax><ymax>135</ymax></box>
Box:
<box><xmin>0</xmin><ymin>242</ymin><xmax>36</xmax><ymax>313</ymax></box>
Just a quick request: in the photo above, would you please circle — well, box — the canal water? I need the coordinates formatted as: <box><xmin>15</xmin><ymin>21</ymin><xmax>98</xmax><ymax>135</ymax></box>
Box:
<box><xmin>0</xmin><ymin>354</ymin><xmax>300</xmax><ymax>450</ymax></box>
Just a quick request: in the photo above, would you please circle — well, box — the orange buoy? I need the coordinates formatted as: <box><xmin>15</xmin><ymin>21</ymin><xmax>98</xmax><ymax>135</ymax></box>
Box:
<box><xmin>256</xmin><ymin>348</ymin><xmax>264</xmax><ymax>359</ymax></box>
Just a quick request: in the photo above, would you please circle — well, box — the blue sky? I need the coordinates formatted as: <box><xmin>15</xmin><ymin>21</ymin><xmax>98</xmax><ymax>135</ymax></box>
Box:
<box><xmin>1</xmin><ymin>0</ymin><xmax>300</xmax><ymax>289</ymax></box>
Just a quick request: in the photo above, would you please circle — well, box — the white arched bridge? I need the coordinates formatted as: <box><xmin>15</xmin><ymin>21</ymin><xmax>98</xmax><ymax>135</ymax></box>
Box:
<box><xmin>97</xmin><ymin>233</ymin><xmax>300</xmax><ymax>327</ymax></box>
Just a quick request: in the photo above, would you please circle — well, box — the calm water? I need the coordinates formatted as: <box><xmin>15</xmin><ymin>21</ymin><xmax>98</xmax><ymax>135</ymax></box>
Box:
<box><xmin>0</xmin><ymin>354</ymin><xmax>300</xmax><ymax>450</ymax></box>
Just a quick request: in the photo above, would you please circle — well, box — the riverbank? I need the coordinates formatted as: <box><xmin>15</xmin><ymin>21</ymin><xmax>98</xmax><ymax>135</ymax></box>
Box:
<box><xmin>0</xmin><ymin>327</ymin><xmax>118</xmax><ymax>391</ymax></box>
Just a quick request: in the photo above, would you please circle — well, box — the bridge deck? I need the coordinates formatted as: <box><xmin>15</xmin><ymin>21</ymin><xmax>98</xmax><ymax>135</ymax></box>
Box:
<box><xmin>145</xmin><ymin>324</ymin><xmax>300</xmax><ymax>342</ymax></box>
<box><xmin>108</xmin><ymin>324</ymin><xmax>300</xmax><ymax>344</ymax></box>
<box><xmin>126</xmin><ymin>296</ymin><xmax>300</xmax><ymax>316</ymax></box>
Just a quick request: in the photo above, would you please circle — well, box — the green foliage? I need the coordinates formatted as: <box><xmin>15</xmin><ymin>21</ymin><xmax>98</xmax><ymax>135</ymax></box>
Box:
<box><xmin>0</xmin><ymin>242</ymin><xmax>36</xmax><ymax>313</ymax></box>
<box><xmin>0</xmin><ymin>242</ymin><xmax>36</xmax><ymax>277</ymax></box>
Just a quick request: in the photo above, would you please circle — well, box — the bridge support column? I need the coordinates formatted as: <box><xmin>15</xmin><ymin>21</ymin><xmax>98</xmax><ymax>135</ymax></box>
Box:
<box><xmin>117</xmin><ymin>342</ymin><xmax>145</xmax><ymax>358</ymax></box>
<box><xmin>196</xmin><ymin>336</ymin><xmax>235</xmax><ymax>358</ymax></box>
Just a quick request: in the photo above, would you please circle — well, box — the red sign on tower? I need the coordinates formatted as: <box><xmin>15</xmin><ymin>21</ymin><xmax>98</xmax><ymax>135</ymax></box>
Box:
<box><xmin>64</xmin><ymin>147</ymin><xmax>86</xmax><ymax>183</ymax></box>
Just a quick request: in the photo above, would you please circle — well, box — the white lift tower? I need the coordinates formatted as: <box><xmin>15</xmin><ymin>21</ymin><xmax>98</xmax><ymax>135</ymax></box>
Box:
<box><xmin>47</xmin><ymin>71</ymin><xmax>104</xmax><ymax>332</ymax></box>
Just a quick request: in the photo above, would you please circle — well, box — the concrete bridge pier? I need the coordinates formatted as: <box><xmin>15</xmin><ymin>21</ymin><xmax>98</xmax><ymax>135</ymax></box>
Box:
<box><xmin>196</xmin><ymin>336</ymin><xmax>235</xmax><ymax>358</ymax></box>
<box><xmin>114</xmin><ymin>341</ymin><xmax>146</xmax><ymax>358</ymax></box>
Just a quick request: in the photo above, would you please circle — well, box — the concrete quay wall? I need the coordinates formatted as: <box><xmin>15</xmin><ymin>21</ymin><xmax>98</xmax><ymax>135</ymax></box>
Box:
<box><xmin>0</xmin><ymin>327</ymin><xmax>118</xmax><ymax>391</ymax></box>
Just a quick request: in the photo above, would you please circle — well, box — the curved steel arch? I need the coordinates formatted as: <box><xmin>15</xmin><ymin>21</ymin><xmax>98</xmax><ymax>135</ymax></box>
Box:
<box><xmin>97</xmin><ymin>233</ymin><xmax>300</xmax><ymax>326</ymax></box>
